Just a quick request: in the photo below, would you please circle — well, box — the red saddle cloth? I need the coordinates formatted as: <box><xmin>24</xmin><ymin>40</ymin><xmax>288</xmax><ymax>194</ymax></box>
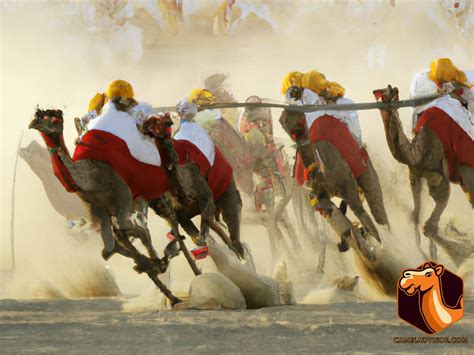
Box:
<box><xmin>294</xmin><ymin>115</ymin><xmax>368</xmax><ymax>186</ymax></box>
<box><xmin>163</xmin><ymin>139</ymin><xmax>233</xmax><ymax>200</ymax></box>
<box><xmin>41</xmin><ymin>133</ymin><xmax>79</xmax><ymax>193</ymax></box>
<box><xmin>72</xmin><ymin>130</ymin><xmax>169</xmax><ymax>200</ymax></box>
<box><xmin>414</xmin><ymin>106</ymin><xmax>474</xmax><ymax>183</ymax></box>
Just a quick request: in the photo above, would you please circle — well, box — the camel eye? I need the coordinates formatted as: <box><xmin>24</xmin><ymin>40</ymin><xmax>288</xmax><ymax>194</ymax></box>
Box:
<box><xmin>425</xmin><ymin>272</ymin><xmax>432</xmax><ymax>277</ymax></box>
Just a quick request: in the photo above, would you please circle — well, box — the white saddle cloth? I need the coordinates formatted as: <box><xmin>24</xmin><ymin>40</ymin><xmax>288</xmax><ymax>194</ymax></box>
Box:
<box><xmin>410</xmin><ymin>69</ymin><xmax>474</xmax><ymax>136</ymax></box>
<box><xmin>294</xmin><ymin>89</ymin><xmax>363</xmax><ymax>147</ymax></box>
<box><xmin>87</xmin><ymin>102</ymin><xmax>161</xmax><ymax>166</ymax></box>
<box><xmin>414</xmin><ymin>95</ymin><xmax>474</xmax><ymax>140</ymax></box>
<box><xmin>174</xmin><ymin>120</ymin><xmax>216</xmax><ymax>165</ymax></box>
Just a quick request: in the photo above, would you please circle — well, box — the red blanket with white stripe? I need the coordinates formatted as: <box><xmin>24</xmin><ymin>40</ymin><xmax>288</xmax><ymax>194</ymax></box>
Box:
<box><xmin>414</xmin><ymin>106</ymin><xmax>474</xmax><ymax>183</ymax></box>
<box><xmin>295</xmin><ymin>114</ymin><xmax>368</xmax><ymax>185</ymax></box>
<box><xmin>73</xmin><ymin>130</ymin><xmax>169</xmax><ymax>200</ymax></box>
<box><xmin>161</xmin><ymin>139</ymin><xmax>233</xmax><ymax>200</ymax></box>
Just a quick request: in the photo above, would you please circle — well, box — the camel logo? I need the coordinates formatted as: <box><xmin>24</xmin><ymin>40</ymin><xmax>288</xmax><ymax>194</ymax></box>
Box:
<box><xmin>397</xmin><ymin>262</ymin><xmax>464</xmax><ymax>334</ymax></box>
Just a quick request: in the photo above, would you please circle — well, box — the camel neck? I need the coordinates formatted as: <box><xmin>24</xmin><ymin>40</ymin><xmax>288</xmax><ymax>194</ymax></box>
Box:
<box><xmin>40</xmin><ymin>132</ymin><xmax>69</xmax><ymax>155</ymax></box>
<box><xmin>421</xmin><ymin>284</ymin><xmax>452</xmax><ymax>332</ymax></box>
<box><xmin>156</xmin><ymin>138</ymin><xmax>178</xmax><ymax>168</ymax></box>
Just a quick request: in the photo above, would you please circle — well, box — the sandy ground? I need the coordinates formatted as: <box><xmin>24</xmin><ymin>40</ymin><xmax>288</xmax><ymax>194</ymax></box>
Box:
<box><xmin>0</xmin><ymin>298</ymin><xmax>472</xmax><ymax>353</ymax></box>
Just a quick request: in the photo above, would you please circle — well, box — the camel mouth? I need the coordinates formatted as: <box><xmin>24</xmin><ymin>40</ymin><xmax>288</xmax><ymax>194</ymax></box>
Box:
<box><xmin>28</xmin><ymin>118</ymin><xmax>40</xmax><ymax>130</ymax></box>
<box><xmin>402</xmin><ymin>283</ymin><xmax>417</xmax><ymax>295</ymax></box>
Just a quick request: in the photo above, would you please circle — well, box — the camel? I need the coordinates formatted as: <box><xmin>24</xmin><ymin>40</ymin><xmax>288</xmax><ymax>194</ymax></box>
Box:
<box><xmin>279</xmin><ymin>108</ymin><xmax>389</xmax><ymax>256</ymax></box>
<box><xmin>399</xmin><ymin>263</ymin><xmax>464</xmax><ymax>333</ymax></box>
<box><xmin>142</xmin><ymin>113</ymin><xmax>245</xmax><ymax>258</ymax></box>
<box><xmin>374</xmin><ymin>85</ymin><xmax>474</xmax><ymax>262</ymax></box>
<box><xmin>19</xmin><ymin>140</ymin><xmax>88</xmax><ymax>220</ymax></box>
<box><xmin>188</xmin><ymin>87</ymin><xmax>313</xmax><ymax>263</ymax></box>
<box><xmin>29</xmin><ymin>106</ymin><xmax>187</xmax><ymax>305</ymax></box>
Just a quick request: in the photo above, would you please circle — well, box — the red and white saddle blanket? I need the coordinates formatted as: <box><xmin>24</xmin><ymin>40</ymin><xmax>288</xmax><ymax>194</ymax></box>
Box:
<box><xmin>159</xmin><ymin>139</ymin><xmax>233</xmax><ymax>200</ymax></box>
<box><xmin>294</xmin><ymin>114</ymin><xmax>369</xmax><ymax>186</ymax></box>
<box><xmin>414</xmin><ymin>106</ymin><xmax>474</xmax><ymax>183</ymax></box>
<box><xmin>43</xmin><ymin>103</ymin><xmax>168</xmax><ymax>200</ymax></box>
<box><xmin>73</xmin><ymin>130</ymin><xmax>169</xmax><ymax>200</ymax></box>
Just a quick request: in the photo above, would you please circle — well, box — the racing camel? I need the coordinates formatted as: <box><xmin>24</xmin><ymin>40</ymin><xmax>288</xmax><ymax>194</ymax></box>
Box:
<box><xmin>374</xmin><ymin>85</ymin><xmax>474</xmax><ymax>263</ymax></box>
<box><xmin>278</xmin><ymin>106</ymin><xmax>407</xmax><ymax>296</ymax></box>
<box><xmin>142</xmin><ymin>113</ymin><xmax>245</xmax><ymax>258</ymax></box>
<box><xmin>29</xmin><ymin>104</ymin><xmax>190</xmax><ymax>305</ymax></box>
<box><xmin>278</xmin><ymin>107</ymin><xmax>389</xmax><ymax>255</ymax></box>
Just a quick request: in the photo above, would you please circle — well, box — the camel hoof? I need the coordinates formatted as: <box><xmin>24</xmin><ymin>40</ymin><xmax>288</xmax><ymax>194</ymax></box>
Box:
<box><xmin>171</xmin><ymin>298</ymin><xmax>183</xmax><ymax>307</ymax></box>
<box><xmin>164</xmin><ymin>240</ymin><xmax>181</xmax><ymax>259</ymax></box>
<box><xmin>133</xmin><ymin>257</ymin><xmax>167</xmax><ymax>274</ymax></box>
<box><xmin>337</xmin><ymin>240</ymin><xmax>350</xmax><ymax>252</ymax></box>
<box><xmin>191</xmin><ymin>234</ymin><xmax>207</xmax><ymax>247</ymax></box>
<box><xmin>101</xmin><ymin>247</ymin><xmax>117</xmax><ymax>261</ymax></box>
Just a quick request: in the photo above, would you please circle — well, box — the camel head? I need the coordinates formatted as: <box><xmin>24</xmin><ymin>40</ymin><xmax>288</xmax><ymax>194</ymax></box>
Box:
<box><xmin>143</xmin><ymin>113</ymin><xmax>174</xmax><ymax>140</ymax></box>
<box><xmin>399</xmin><ymin>263</ymin><xmax>444</xmax><ymax>295</ymax></box>
<box><xmin>29</xmin><ymin>108</ymin><xmax>64</xmax><ymax>137</ymax></box>
<box><xmin>373</xmin><ymin>85</ymin><xmax>399</xmax><ymax>123</ymax></box>
<box><xmin>279</xmin><ymin>109</ymin><xmax>308</xmax><ymax>142</ymax></box>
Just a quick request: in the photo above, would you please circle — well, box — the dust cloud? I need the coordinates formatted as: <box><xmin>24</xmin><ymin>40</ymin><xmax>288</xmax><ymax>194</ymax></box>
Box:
<box><xmin>0</xmin><ymin>1</ymin><xmax>472</xmax><ymax>301</ymax></box>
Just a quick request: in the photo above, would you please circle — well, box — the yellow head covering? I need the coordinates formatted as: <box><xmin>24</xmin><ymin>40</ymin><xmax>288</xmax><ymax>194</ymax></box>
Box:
<box><xmin>281</xmin><ymin>71</ymin><xmax>304</xmax><ymax>94</ymax></box>
<box><xmin>106</xmin><ymin>80</ymin><xmax>134</xmax><ymax>99</ymax></box>
<box><xmin>321</xmin><ymin>81</ymin><xmax>345</xmax><ymax>98</ymax></box>
<box><xmin>188</xmin><ymin>88</ymin><xmax>217</xmax><ymax>105</ymax></box>
<box><xmin>282</xmin><ymin>70</ymin><xmax>345</xmax><ymax>98</ymax></box>
<box><xmin>429</xmin><ymin>58</ymin><xmax>472</xmax><ymax>88</ymax></box>
<box><xmin>301</xmin><ymin>70</ymin><xmax>326</xmax><ymax>93</ymax></box>
<box><xmin>88</xmin><ymin>93</ymin><xmax>107</xmax><ymax>113</ymax></box>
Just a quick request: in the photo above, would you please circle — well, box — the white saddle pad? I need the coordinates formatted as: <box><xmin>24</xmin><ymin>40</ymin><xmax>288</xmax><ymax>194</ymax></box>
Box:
<box><xmin>300</xmin><ymin>89</ymin><xmax>363</xmax><ymax>147</ymax></box>
<box><xmin>174</xmin><ymin>120</ymin><xmax>216</xmax><ymax>165</ymax></box>
<box><xmin>87</xmin><ymin>102</ymin><xmax>161</xmax><ymax>166</ymax></box>
<box><xmin>415</xmin><ymin>95</ymin><xmax>474</xmax><ymax>140</ymax></box>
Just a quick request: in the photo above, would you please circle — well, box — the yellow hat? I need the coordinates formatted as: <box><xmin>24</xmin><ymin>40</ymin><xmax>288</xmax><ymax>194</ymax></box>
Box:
<box><xmin>301</xmin><ymin>70</ymin><xmax>326</xmax><ymax>93</ymax></box>
<box><xmin>282</xmin><ymin>70</ymin><xmax>345</xmax><ymax>98</ymax></box>
<box><xmin>188</xmin><ymin>88</ymin><xmax>217</xmax><ymax>105</ymax></box>
<box><xmin>106</xmin><ymin>80</ymin><xmax>134</xmax><ymax>99</ymax></box>
<box><xmin>88</xmin><ymin>93</ymin><xmax>107</xmax><ymax>113</ymax></box>
<box><xmin>281</xmin><ymin>71</ymin><xmax>304</xmax><ymax>94</ymax></box>
<box><xmin>429</xmin><ymin>58</ymin><xmax>472</xmax><ymax>88</ymax></box>
<box><xmin>322</xmin><ymin>81</ymin><xmax>345</xmax><ymax>98</ymax></box>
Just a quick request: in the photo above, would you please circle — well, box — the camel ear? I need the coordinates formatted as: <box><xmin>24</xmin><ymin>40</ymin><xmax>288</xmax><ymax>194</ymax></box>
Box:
<box><xmin>434</xmin><ymin>264</ymin><xmax>444</xmax><ymax>276</ymax></box>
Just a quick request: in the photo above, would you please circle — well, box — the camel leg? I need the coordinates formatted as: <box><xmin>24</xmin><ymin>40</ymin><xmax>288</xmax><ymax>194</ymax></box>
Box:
<box><xmin>149</xmin><ymin>196</ymin><xmax>201</xmax><ymax>276</ymax></box>
<box><xmin>90</xmin><ymin>204</ymin><xmax>116</xmax><ymax>259</ymax></box>
<box><xmin>313</xmin><ymin>194</ymin><xmax>353</xmax><ymax>250</ymax></box>
<box><xmin>274</xmin><ymin>183</ymin><xmax>303</xmax><ymax>252</ymax></box>
<box><xmin>459</xmin><ymin>164</ymin><xmax>474</xmax><ymax>208</ymax></box>
<box><xmin>216</xmin><ymin>179</ymin><xmax>244</xmax><ymax>257</ymax></box>
<box><xmin>193</xmin><ymin>172</ymin><xmax>215</xmax><ymax>242</ymax></box>
<box><xmin>146</xmin><ymin>270</ymin><xmax>182</xmax><ymax>306</ymax></box>
<box><xmin>116</xmin><ymin>208</ymin><xmax>160</xmax><ymax>262</ymax></box>
<box><xmin>424</xmin><ymin>174</ymin><xmax>450</xmax><ymax>237</ymax></box>
<box><xmin>409</xmin><ymin>169</ymin><xmax>423</xmax><ymax>248</ymax></box>
<box><xmin>340</xmin><ymin>178</ymin><xmax>381</xmax><ymax>244</ymax></box>
<box><xmin>111</xmin><ymin>183</ymin><xmax>161</xmax><ymax>263</ymax></box>
<box><xmin>424</xmin><ymin>173</ymin><xmax>450</xmax><ymax>261</ymax></box>
<box><xmin>357</xmin><ymin>158</ymin><xmax>389</xmax><ymax>226</ymax></box>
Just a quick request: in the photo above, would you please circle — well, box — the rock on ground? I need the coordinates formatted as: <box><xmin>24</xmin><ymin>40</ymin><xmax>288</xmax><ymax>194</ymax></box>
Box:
<box><xmin>184</xmin><ymin>273</ymin><xmax>246</xmax><ymax>310</ymax></box>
